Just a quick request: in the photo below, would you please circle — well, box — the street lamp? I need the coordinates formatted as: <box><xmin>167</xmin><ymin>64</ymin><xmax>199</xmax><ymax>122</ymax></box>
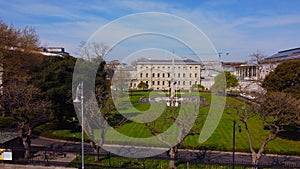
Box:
<box><xmin>73</xmin><ymin>82</ymin><xmax>84</xmax><ymax>169</ymax></box>
<box><xmin>232</xmin><ymin>120</ymin><xmax>241</xmax><ymax>169</ymax></box>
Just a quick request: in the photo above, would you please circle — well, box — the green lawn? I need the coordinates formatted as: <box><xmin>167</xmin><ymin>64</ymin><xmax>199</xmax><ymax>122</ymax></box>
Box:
<box><xmin>38</xmin><ymin>91</ymin><xmax>300</xmax><ymax>155</ymax></box>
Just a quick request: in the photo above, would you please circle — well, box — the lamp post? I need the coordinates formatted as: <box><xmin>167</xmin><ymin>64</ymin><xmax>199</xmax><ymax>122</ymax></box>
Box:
<box><xmin>73</xmin><ymin>82</ymin><xmax>84</xmax><ymax>169</ymax></box>
<box><xmin>232</xmin><ymin>120</ymin><xmax>241</xmax><ymax>169</ymax></box>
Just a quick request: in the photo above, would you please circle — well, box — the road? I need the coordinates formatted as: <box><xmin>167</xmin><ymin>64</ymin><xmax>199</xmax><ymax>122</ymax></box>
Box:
<box><xmin>3</xmin><ymin>136</ymin><xmax>299</xmax><ymax>168</ymax></box>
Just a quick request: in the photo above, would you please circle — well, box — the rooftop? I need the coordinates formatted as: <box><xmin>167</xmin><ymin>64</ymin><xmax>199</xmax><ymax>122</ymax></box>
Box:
<box><xmin>263</xmin><ymin>47</ymin><xmax>300</xmax><ymax>63</ymax></box>
<box><xmin>137</xmin><ymin>59</ymin><xmax>202</xmax><ymax>65</ymax></box>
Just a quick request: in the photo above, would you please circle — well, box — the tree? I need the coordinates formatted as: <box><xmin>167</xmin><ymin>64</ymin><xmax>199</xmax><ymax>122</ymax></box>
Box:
<box><xmin>212</xmin><ymin>71</ymin><xmax>238</xmax><ymax>94</ymax></box>
<box><xmin>249</xmin><ymin>51</ymin><xmax>266</xmax><ymax>81</ymax></box>
<box><xmin>262</xmin><ymin>60</ymin><xmax>300</xmax><ymax>99</ymax></box>
<box><xmin>1</xmin><ymin>83</ymin><xmax>50</xmax><ymax>158</ymax></box>
<box><xmin>137</xmin><ymin>81</ymin><xmax>148</xmax><ymax>90</ymax></box>
<box><xmin>225</xmin><ymin>71</ymin><xmax>239</xmax><ymax>89</ymax></box>
<box><xmin>0</xmin><ymin>20</ymin><xmax>39</xmax><ymax>51</ymax></box>
<box><xmin>233</xmin><ymin>92</ymin><xmax>300</xmax><ymax>166</ymax></box>
<box><xmin>145</xmin><ymin>97</ymin><xmax>203</xmax><ymax>168</ymax></box>
<box><xmin>191</xmin><ymin>84</ymin><xmax>205</xmax><ymax>91</ymax></box>
<box><xmin>75</xmin><ymin>42</ymin><xmax>112</xmax><ymax>162</ymax></box>
<box><xmin>33</xmin><ymin>55</ymin><xmax>77</xmax><ymax>127</ymax></box>
<box><xmin>0</xmin><ymin>21</ymin><xmax>52</xmax><ymax>159</ymax></box>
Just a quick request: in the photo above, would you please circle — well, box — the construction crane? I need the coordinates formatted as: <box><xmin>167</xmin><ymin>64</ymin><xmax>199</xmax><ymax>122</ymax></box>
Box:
<box><xmin>189</xmin><ymin>52</ymin><xmax>229</xmax><ymax>62</ymax></box>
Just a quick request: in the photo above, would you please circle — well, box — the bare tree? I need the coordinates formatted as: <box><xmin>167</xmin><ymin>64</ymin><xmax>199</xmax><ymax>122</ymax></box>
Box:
<box><xmin>234</xmin><ymin>92</ymin><xmax>300</xmax><ymax>167</ymax></box>
<box><xmin>75</xmin><ymin>42</ymin><xmax>118</xmax><ymax>162</ymax></box>
<box><xmin>79</xmin><ymin>41</ymin><xmax>108</xmax><ymax>61</ymax></box>
<box><xmin>0</xmin><ymin>20</ymin><xmax>39</xmax><ymax>51</ymax></box>
<box><xmin>0</xmin><ymin>20</ymin><xmax>40</xmax><ymax>90</ymax></box>
<box><xmin>145</xmin><ymin>97</ymin><xmax>203</xmax><ymax>169</ymax></box>
<box><xmin>0</xmin><ymin>83</ymin><xmax>50</xmax><ymax>158</ymax></box>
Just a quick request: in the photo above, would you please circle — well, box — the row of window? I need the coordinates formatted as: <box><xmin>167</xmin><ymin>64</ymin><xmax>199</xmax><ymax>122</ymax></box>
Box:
<box><xmin>140</xmin><ymin>66</ymin><xmax>199</xmax><ymax>69</ymax></box>
<box><xmin>140</xmin><ymin>73</ymin><xmax>198</xmax><ymax>78</ymax></box>
<box><xmin>142</xmin><ymin>80</ymin><xmax>198</xmax><ymax>86</ymax></box>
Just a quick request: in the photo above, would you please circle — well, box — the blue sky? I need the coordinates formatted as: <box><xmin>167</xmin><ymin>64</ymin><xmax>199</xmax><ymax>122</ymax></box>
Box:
<box><xmin>0</xmin><ymin>0</ymin><xmax>300</xmax><ymax>61</ymax></box>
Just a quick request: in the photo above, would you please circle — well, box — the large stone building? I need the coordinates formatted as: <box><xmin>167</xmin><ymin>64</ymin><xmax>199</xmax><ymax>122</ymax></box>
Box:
<box><xmin>259</xmin><ymin>47</ymin><xmax>300</xmax><ymax>79</ymax></box>
<box><xmin>108</xmin><ymin>47</ymin><xmax>300</xmax><ymax>92</ymax></box>
<box><xmin>134</xmin><ymin>58</ymin><xmax>202</xmax><ymax>90</ymax></box>
<box><xmin>114</xmin><ymin>58</ymin><xmax>202</xmax><ymax>91</ymax></box>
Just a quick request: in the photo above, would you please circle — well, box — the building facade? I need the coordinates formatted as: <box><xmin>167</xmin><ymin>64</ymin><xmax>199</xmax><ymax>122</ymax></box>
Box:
<box><xmin>132</xmin><ymin>59</ymin><xmax>202</xmax><ymax>91</ymax></box>
<box><xmin>259</xmin><ymin>47</ymin><xmax>300</xmax><ymax>79</ymax></box>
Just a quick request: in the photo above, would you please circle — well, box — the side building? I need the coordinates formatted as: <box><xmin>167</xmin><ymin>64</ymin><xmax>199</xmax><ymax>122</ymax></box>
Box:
<box><xmin>259</xmin><ymin>47</ymin><xmax>300</xmax><ymax>79</ymax></box>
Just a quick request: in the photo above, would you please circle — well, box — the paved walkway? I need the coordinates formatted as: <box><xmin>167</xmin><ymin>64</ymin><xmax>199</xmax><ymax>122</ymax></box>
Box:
<box><xmin>2</xmin><ymin>136</ymin><xmax>300</xmax><ymax>168</ymax></box>
<box><xmin>0</xmin><ymin>163</ymin><xmax>76</xmax><ymax>169</ymax></box>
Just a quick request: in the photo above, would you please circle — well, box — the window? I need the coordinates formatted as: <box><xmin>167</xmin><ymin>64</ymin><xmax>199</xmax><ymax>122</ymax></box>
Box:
<box><xmin>178</xmin><ymin>81</ymin><xmax>180</xmax><ymax>85</ymax></box>
<box><xmin>157</xmin><ymin>81</ymin><xmax>160</xmax><ymax>85</ymax></box>
<box><xmin>195</xmin><ymin>73</ymin><xmax>198</xmax><ymax>78</ymax></box>
<box><xmin>146</xmin><ymin>73</ymin><xmax>148</xmax><ymax>77</ymax></box>
<box><xmin>162</xmin><ymin>73</ymin><xmax>165</xmax><ymax>78</ymax></box>
<box><xmin>146</xmin><ymin>81</ymin><xmax>148</xmax><ymax>84</ymax></box>
<box><xmin>189</xmin><ymin>81</ymin><xmax>192</xmax><ymax>85</ymax></box>
<box><xmin>152</xmin><ymin>81</ymin><xmax>155</xmax><ymax>85</ymax></box>
<box><xmin>178</xmin><ymin>73</ymin><xmax>180</xmax><ymax>77</ymax></box>
<box><xmin>183</xmin><ymin>73</ymin><xmax>185</xmax><ymax>77</ymax></box>
<box><xmin>152</xmin><ymin>73</ymin><xmax>155</xmax><ymax>77</ymax></box>
<box><xmin>157</xmin><ymin>73</ymin><xmax>160</xmax><ymax>77</ymax></box>
<box><xmin>140</xmin><ymin>73</ymin><xmax>143</xmax><ymax>78</ymax></box>
<box><xmin>162</xmin><ymin>81</ymin><xmax>165</xmax><ymax>85</ymax></box>
<box><xmin>183</xmin><ymin>81</ymin><xmax>185</xmax><ymax>85</ymax></box>
<box><xmin>189</xmin><ymin>73</ymin><xmax>192</xmax><ymax>77</ymax></box>
<box><xmin>168</xmin><ymin>73</ymin><xmax>170</xmax><ymax>78</ymax></box>
<box><xmin>195</xmin><ymin>66</ymin><xmax>198</xmax><ymax>69</ymax></box>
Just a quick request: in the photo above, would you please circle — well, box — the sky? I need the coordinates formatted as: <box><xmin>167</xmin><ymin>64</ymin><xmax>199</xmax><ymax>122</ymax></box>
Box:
<box><xmin>0</xmin><ymin>0</ymin><xmax>300</xmax><ymax>62</ymax></box>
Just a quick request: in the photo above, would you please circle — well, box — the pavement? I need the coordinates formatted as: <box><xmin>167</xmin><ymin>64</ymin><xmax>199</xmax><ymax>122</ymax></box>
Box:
<box><xmin>0</xmin><ymin>163</ymin><xmax>76</xmax><ymax>169</ymax></box>
<box><xmin>1</xmin><ymin>136</ymin><xmax>300</xmax><ymax>168</ymax></box>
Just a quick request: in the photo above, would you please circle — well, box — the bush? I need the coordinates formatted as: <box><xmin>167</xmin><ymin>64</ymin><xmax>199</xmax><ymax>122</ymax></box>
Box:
<box><xmin>0</xmin><ymin>117</ymin><xmax>15</xmax><ymax>128</ymax></box>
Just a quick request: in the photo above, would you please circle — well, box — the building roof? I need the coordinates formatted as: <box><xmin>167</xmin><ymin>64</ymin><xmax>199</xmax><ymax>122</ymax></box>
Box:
<box><xmin>262</xmin><ymin>47</ymin><xmax>300</xmax><ymax>63</ymax></box>
<box><xmin>41</xmin><ymin>47</ymin><xmax>69</xmax><ymax>56</ymax></box>
<box><xmin>137</xmin><ymin>59</ymin><xmax>202</xmax><ymax>65</ymax></box>
<box><xmin>222</xmin><ymin>62</ymin><xmax>245</xmax><ymax>68</ymax></box>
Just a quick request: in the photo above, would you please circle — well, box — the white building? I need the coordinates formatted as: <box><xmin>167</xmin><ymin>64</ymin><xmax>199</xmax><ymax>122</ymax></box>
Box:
<box><xmin>131</xmin><ymin>58</ymin><xmax>203</xmax><ymax>91</ymax></box>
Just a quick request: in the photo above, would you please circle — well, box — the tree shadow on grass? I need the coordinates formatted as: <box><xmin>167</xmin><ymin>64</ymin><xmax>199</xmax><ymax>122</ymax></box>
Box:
<box><xmin>278</xmin><ymin>125</ymin><xmax>300</xmax><ymax>141</ymax></box>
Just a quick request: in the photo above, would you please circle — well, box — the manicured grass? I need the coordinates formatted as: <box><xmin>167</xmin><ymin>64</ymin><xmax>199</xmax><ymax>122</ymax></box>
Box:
<box><xmin>38</xmin><ymin>91</ymin><xmax>300</xmax><ymax>155</ymax></box>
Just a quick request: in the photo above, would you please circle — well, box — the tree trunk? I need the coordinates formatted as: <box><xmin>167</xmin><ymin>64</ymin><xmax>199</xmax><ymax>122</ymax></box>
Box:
<box><xmin>91</xmin><ymin>141</ymin><xmax>100</xmax><ymax>162</ymax></box>
<box><xmin>168</xmin><ymin>147</ymin><xmax>178</xmax><ymax>169</ymax></box>
<box><xmin>22</xmin><ymin>136</ymin><xmax>31</xmax><ymax>159</ymax></box>
<box><xmin>251</xmin><ymin>152</ymin><xmax>261</xmax><ymax>169</ymax></box>
<box><xmin>18</xmin><ymin>121</ymin><xmax>32</xmax><ymax>159</ymax></box>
